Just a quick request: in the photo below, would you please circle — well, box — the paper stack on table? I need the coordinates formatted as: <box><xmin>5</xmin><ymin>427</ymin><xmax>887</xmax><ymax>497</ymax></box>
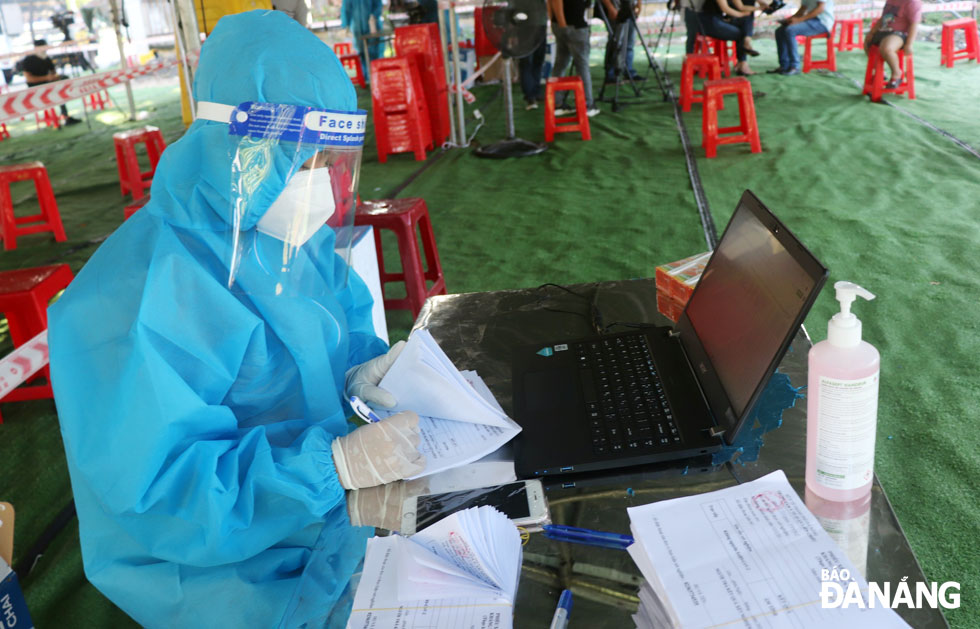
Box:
<box><xmin>626</xmin><ymin>470</ymin><xmax>910</xmax><ymax>628</ymax></box>
<box><xmin>378</xmin><ymin>329</ymin><xmax>521</xmax><ymax>479</ymax></box>
<box><xmin>347</xmin><ymin>506</ymin><xmax>523</xmax><ymax>629</ymax></box>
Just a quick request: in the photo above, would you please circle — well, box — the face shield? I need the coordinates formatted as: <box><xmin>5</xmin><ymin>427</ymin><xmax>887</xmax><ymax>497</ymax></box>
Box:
<box><xmin>196</xmin><ymin>100</ymin><xmax>366</xmax><ymax>296</ymax></box>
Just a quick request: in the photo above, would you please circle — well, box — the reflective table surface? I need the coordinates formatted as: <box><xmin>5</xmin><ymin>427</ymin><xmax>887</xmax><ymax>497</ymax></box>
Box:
<box><xmin>416</xmin><ymin>279</ymin><xmax>947</xmax><ymax>628</ymax></box>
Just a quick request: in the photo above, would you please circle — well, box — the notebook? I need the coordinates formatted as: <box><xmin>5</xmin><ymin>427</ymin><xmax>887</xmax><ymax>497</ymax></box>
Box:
<box><xmin>347</xmin><ymin>506</ymin><xmax>522</xmax><ymax>629</ymax></box>
<box><xmin>512</xmin><ymin>190</ymin><xmax>828</xmax><ymax>478</ymax></box>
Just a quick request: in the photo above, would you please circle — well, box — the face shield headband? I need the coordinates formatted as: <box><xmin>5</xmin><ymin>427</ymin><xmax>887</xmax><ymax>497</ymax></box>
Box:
<box><xmin>196</xmin><ymin>101</ymin><xmax>367</xmax><ymax>295</ymax></box>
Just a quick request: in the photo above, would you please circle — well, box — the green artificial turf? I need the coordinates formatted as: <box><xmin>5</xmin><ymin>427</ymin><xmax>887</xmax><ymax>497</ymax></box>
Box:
<box><xmin>0</xmin><ymin>31</ymin><xmax>977</xmax><ymax>627</ymax></box>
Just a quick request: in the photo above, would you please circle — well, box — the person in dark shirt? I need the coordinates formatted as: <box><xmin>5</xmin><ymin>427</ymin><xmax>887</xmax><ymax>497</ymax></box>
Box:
<box><xmin>549</xmin><ymin>0</ymin><xmax>600</xmax><ymax>116</ymax></box>
<box><xmin>21</xmin><ymin>40</ymin><xmax>82</xmax><ymax>126</ymax></box>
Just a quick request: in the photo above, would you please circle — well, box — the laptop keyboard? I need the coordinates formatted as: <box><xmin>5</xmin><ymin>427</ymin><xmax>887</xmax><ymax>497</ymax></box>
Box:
<box><xmin>574</xmin><ymin>335</ymin><xmax>682</xmax><ymax>456</ymax></box>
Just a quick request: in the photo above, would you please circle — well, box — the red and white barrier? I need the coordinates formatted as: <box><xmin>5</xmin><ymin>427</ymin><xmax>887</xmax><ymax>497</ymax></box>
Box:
<box><xmin>0</xmin><ymin>54</ymin><xmax>198</xmax><ymax>124</ymax></box>
<box><xmin>0</xmin><ymin>331</ymin><xmax>49</xmax><ymax>399</ymax></box>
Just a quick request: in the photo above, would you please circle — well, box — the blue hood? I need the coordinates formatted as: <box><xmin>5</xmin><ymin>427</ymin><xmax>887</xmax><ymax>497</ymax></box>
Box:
<box><xmin>149</xmin><ymin>9</ymin><xmax>357</xmax><ymax>232</ymax></box>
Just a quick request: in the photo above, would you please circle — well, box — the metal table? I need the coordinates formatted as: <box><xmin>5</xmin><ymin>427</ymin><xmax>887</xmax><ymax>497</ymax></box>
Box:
<box><xmin>415</xmin><ymin>278</ymin><xmax>947</xmax><ymax>628</ymax></box>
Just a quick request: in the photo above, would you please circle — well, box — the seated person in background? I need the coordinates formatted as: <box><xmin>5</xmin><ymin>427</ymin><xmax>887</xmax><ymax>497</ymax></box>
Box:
<box><xmin>864</xmin><ymin>0</ymin><xmax>921</xmax><ymax>88</ymax></box>
<box><xmin>771</xmin><ymin>0</ymin><xmax>835</xmax><ymax>75</ymax></box>
<box><xmin>699</xmin><ymin>0</ymin><xmax>759</xmax><ymax>75</ymax></box>
<box><xmin>727</xmin><ymin>0</ymin><xmax>774</xmax><ymax>55</ymax></box>
<box><xmin>21</xmin><ymin>39</ymin><xmax>81</xmax><ymax>125</ymax></box>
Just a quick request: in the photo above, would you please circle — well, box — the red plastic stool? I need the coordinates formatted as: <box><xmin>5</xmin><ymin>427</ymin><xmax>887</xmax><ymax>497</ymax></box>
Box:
<box><xmin>0</xmin><ymin>162</ymin><xmax>68</xmax><ymax>251</ymax></box>
<box><xmin>802</xmin><ymin>31</ymin><xmax>837</xmax><ymax>72</ymax></box>
<box><xmin>679</xmin><ymin>54</ymin><xmax>723</xmax><ymax>112</ymax></box>
<box><xmin>0</xmin><ymin>123</ymin><xmax>9</xmax><ymax>141</ymax></box>
<box><xmin>835</xmin><ymin>19</ymin><xmax>864</xmax><ymax>51</ymax></box>
<box><xmin>113</xmin><ymin>126</ymin><xmax>166</xmax><ymax>200</ymax></box>
<box><xmin>544</xmin><ymin>77</ymin><xmax>591</xmax><ymax>142</ymax></box>
<box><xmin>695</xmin><ymin>35</ymin><xmax>735</xmax><ymax>77</ymax></box>
<box><xmin>863</xmin><ymin>46</ymin><xmax>915</xmax><ymax>102</ymax></box>
<box><xmin>35</xmin><ymin>108</ymin><xmax>61</xmax><ymax>130</ymax></box>
<box><xmin>701</xmin><ymin>77</ymin><xmax>762</xmax><ymax>158</ymax></box>
<box><xmin>0</xmin><ymin>264</ymin><xmax>74</xmax><ymax>422</ymax></box>
<box><xmin>84</xmin><ymin>90</ymin><xmax>112</xmax><ymax>111</ymax></box>
<box><xmin>371</xmin><ymin>57</ymin><xmax>433</xmax><ymax>163</ymax></box>
<box><xmin>940</xmin><ymin>18</ymin><xmax>980</xmax><ymax>67</ymax></box>
<box><xmin>355</xmin><ymin>198</ymin><xmax>447</xmax><ymax>317</ymax></box>
<box><xmin>333</xmin><ymin>42</ymin><xmax>367</xmax><ymax>89</ymax></box>
<box><xmin>124</xmin><ymin>195</ymin><xmax>150</xmax><ymax>220</ymax></box>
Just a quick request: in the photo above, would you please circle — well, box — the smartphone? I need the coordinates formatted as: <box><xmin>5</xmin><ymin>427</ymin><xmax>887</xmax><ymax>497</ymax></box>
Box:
<box><xmin>400</xmin><ymin>480</ymin><xmax>549</xmax><ymax>535</ymax></box>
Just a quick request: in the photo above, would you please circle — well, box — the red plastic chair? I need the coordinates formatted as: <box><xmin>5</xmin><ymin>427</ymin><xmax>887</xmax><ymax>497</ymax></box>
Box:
<box><xmin>701</xmin><ymin>77</ymin><xmax>761</xmax><ymax>159</ymax></box>
<box><xmin>113</xmin><ymin>126</ymin><xmax>166</xmax><ymax>200</ymax></box>
<box><xmin>0</xmin><ymin>123</ymin><xmax>9</xmax><ymax>141</ymax></box>
<box><xmin>0</xmin><ymin>162</ymin><xmax>68</xmax><ymax>251</ymax></box>
<box><xmin>0</xmin><ymin>263</ymin><xmax>74</xmax><ymax>422</ymax></box>
<box><xmin>395</xmin><ymin>23</ymin><xmax>450</xmax><ymax>144</ymax></box>
<box><xmin>863</xmin><ymin>46</ymin><xmax>915</xmax><ymax>102</ymax></box>
<box><xmin>35</xmin><ymin>108</ymin><xmax>61</xmax><ymax>130</ymax></box>
<box><xmin>802</xmin><ymin>31</ymin><xmax>837</xmax><ymax>73</ymax></box>
<box><xmin>355</xmin><ymin>198</ymin><xmax>446</xmax><ymax>317</ymax></box>
<box><xmin>371</xmin><ymin>57</ymin><xmax>433</xmax><ymax>162</ymax></box>
<box><xmin>124</xmin><ymin>195</ymin><xmax>151</xmax><ymax>220</ymax></box>
<box><xmin>835</xmin><ymin>19</ymin><xmax>864</xmax><ymax>52</ymax></box>
<box><xmin>940</xmin><ymin>18</ymin><xmax>980</xmax><ymax>67</ymax></box>
<box><xmin>544</xmin><ymin>77</ymin><xmax>591</xmax><ymax>142</ymax></box>
<box><xmin>679</xmin><ymin>54</ymin><xmax>723</xmax><ymax>113</ymax></box>
<box><xmin>695</xmin><ymin>34</ymin><xmax>735</xmax><ymax>78</ymax></box>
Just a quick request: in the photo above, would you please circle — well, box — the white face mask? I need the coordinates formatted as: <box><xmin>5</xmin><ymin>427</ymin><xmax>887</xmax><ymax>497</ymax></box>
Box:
<box><xmin>256</xmin><ymin>167</ymin><xmax>336</xmax><ymax>247</ymax></box>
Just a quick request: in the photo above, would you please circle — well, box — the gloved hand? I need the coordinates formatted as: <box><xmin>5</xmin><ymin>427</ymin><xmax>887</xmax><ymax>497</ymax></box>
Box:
<box><xmin>347</xmin><ymin>478</ymin><xmax>431</xmax><ymax>530</ymax></box>
<box><xmin>344</xmin><ymin>340</ymin><xmax>406</xmax><ymax>408</ymax></box>
<box><xmin>331</xmin><ymin>411</ymin><xmax>426</xmax><ymax>489</ymax></box>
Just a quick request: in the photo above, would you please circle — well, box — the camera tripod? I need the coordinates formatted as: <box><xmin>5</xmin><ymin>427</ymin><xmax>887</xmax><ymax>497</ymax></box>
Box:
<box><xmin>596</xmin><ymin>0</ymin><xmax>673</xmax><ymax>112</ymax></box>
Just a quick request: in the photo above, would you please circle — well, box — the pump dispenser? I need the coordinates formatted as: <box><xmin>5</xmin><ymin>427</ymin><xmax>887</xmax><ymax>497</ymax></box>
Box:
<box><xmin>806</xmin><ymin>281</ymin><xmax>881</xmax><ymax>501</ymax></box>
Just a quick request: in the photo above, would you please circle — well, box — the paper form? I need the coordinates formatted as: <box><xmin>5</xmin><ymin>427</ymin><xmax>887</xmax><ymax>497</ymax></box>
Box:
<box><xmin>348</xmin><ymin>505</ymin><xmax>520</xmax><ymax>629</ymax></box>
<box><xmin>626</xmin><ymin>471</ymin><xmax>910</xmax><ymax>628</ymax></box>
<box><xmin>379</xmin><ymin>369</ymin><xmax>521</xmax><ymax>480</ymax></box>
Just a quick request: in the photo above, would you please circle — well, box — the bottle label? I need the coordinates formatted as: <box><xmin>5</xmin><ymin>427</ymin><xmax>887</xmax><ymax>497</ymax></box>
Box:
<box><xmin>814</xmin><ymin>373</ymin><xmax>879</xmax><ymax>490</ymax></box>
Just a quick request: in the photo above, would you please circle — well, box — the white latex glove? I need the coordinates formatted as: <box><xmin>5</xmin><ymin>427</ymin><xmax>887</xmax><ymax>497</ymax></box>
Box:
<box><xmin>344</xmin><ymin>340</ymin><xmax>406</xmax><ymax>409</ymax></box>
<box><xmin>332</xmin><ymin>411</ymin><xmax>426</xmax><ymax>489</ymax></box>
<box><xmin>347</xmin><ymin>478</ymin><xmax>431</xmax><ymax>530</ymax></box>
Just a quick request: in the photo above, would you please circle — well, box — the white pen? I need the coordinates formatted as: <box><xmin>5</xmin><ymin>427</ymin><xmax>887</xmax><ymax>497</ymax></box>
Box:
<box><xmin>349</xmin><ymin>395</ymin><xmax>382</xmax><ymax>423</ymax></box>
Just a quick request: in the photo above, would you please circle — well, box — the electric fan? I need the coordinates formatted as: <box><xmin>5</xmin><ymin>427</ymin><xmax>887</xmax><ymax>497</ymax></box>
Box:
<box><xmin>474</xmin><ymin>0</ymin><xmax>548</xmax><ymax>158</ymax></box>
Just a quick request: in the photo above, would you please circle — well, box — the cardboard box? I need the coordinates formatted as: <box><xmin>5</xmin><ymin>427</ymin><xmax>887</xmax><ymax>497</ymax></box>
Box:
<box><xmin>655</xmin><ymin>251</ymin><xmax>712</xmax><ymax>304</ymax></box>
<box><xmin>0</xmin><ymin>559</ymin><xmax>33</xmax><ymax>629</ymax></box>
<box><xmin>656</xmin><ymin>289</ymin><xmax>686</xmax><ymax>323</ymax></box>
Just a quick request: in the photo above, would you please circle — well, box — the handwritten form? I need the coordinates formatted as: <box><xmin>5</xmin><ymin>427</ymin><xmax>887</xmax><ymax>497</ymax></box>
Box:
<box><xmin>627</xmin><ymin>470</ymin><xmax>910</xmax><ymax>628</ymax></box>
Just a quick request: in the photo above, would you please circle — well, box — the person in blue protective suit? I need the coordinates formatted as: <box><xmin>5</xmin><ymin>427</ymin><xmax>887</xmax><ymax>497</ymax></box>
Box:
<box><xmin>48</xmin><ymin>10</ymin><xmax>425</xmax><ymax>628</ymax></box>
<box><xmin>341</xmin><ymin>0</ymin><xmax>385</xmax><ymax>62</ymax></box>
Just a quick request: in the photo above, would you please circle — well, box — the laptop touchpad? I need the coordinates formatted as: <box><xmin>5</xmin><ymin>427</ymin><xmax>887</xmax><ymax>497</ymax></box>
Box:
<box><xmin>524</xmin><ymin>369</ymin><xmax>579</xmax><ymax>414</ymax></box>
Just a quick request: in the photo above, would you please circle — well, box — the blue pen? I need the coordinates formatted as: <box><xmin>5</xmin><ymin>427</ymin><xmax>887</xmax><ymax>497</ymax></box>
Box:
<box><xmin>549</xmin><ymin>589</ymin><xmax>573</xmax><ymax>629</ymax></box>
<box><xmin>542</xmin><ymin>524</ymin><xmax>634</xmax><ymax>550</ymax></box>
<box><xmin>349</xmin><ymin>395</ymin><xmax>382</xmax><ymax>423</ymax></box>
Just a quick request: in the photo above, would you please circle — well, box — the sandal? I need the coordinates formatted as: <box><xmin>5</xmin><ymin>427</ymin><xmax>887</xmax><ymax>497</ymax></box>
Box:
<box><xmin>885</xmin><ymin>74</ymin><xmax>904</xmax><ymax>89</ymax></box>
<box><xmin>744</xmin><ymin>47</ymin><xmax>761</xmax><ymax>57</ymax></box>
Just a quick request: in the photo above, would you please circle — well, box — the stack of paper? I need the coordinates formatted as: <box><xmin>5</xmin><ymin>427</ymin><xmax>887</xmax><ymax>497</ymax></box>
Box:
<box><xmin>626</xmin><ymin>471</ymin><xmax>910</xmax><ymax>628</ymax></box>
<box><xmin>378</xmin><ymin>329</ymin><xmax>522</xmax><ymax>479</ymax></box>
<box><xmin>348</xmin><ymin>506</ymin><xmax>523</xmax><ymax>628</ymax></box>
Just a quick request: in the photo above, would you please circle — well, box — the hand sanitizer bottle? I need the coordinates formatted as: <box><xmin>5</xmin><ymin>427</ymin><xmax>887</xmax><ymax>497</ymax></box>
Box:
<box><xmin>806</xmin><ymin>282</ymin><xmax>880</xmax><ymax>502</ymax></box>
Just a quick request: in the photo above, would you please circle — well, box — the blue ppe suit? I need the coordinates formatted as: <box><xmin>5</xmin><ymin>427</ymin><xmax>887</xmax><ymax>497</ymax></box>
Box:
<box><xmin>48</xmin><ymin>11</ymin><xmax>387</xmax><ymax>628</ymax></box>
<box><xmin>341</xmin><ymin>0</ymin><xmax>385</xmax><ymax>61</ymax></box>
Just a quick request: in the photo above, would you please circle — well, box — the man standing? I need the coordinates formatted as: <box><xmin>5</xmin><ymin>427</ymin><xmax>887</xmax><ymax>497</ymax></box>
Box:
<box><xmin>550</xmin><ymin>0</ymin><xmax>600</xmax><ymax>117</ymax></box>
<box><xmin>21</xmin><ymin>40</ymin><xmax>81</xmax><ymax>126</ymax></box>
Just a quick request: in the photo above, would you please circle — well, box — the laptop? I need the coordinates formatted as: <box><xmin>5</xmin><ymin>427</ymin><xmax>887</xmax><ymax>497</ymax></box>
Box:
<box><xmin>512</xmin><ymin>190</ymin><xmax>828</xmax><ymax>479</ymax></box>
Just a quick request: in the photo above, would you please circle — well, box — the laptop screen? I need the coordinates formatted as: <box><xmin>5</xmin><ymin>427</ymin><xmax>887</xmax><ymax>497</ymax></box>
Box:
<box><xmin>677</xmin><ymin>192</ymin><xmax>827</xmax><ymax>439</ymax></box>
